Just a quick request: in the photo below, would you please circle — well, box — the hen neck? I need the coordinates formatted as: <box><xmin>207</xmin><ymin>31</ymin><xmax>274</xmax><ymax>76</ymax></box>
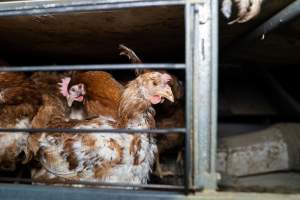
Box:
<box><xmin>117</xmin><ymin>81</ymin><xmax>155</xmax><ymax>129</ymax></box>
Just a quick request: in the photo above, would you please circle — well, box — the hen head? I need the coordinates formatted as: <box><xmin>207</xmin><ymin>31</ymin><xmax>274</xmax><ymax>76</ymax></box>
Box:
<box><xmin>58</xmin><ymin>77</ymin><xmax>86</xmax><ymax>107</ymax></box>
<box><xmin>137</xmin><ymin>72</ymin><xmax>174</xmax><ymax>104</ymax></box>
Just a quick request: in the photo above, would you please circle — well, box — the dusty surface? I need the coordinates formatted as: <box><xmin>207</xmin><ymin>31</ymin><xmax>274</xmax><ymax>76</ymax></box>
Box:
<box><xmin>220</xmin><ymin>172</ymin><xmax>300</xmax><ymax>194</ymax></box>
<box><xmin>218</xmin><ymin>123</ymin><xmax>300</xmax><ymax>176</ymax></box>
<box><xmin>0</xmin><ymin>6</ymin><xmax>184</xmax><ymax>65</ymax></box>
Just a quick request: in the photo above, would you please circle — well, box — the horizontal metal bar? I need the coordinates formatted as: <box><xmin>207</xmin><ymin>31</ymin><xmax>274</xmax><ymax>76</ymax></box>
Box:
<box><xmin>0</xmin><ymin>177</ymin><xmax>184</xmax><ymax>191</ymax></box>
<box><xmin>0</xmin><ymin>64</ymin><xmax>185</xmax><ymax>72</ymax></box>
<box><xmin>0</xmin><ymin>128</ymin><xmax>186</xmax><ymax>134</ymax></box>
<box><xmin>0</xmin><ymin>184</ymin><xmax>188</xmax><ymax>200</ymax></box>
<box><xmin>1</xmin><ymin>183</ymin><xmax>300</xmax><ymax>200</ymax></box>
<box><xmin>0</xmin><ymin>0</ymin><xmax>185</xmax><ymax>17</ymax></box>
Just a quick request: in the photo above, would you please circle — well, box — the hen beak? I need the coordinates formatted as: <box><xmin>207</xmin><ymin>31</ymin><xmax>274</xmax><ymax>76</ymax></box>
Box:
<box><xmin>159</xmin><ymin>85</ymin><xmax>174</xmax><ymax>103</ymax></box>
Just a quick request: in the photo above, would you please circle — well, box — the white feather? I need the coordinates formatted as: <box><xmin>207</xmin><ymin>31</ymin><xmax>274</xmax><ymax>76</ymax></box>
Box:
<box><xmin>0</xmin><ymin>117</ymin><xmax>30</xmax><ymax>170</ymax></box>
<box><xmin>34</xmin><ymin>109</ymin><xmax>157</xmax><ymax>184</ymax></box>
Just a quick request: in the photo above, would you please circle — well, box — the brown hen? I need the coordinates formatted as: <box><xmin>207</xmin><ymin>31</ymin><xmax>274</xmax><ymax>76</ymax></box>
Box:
<box><xmin>30</xmin><ymin>72</ymin><xmax>86</xmax><ymax>129</ymax></box>
<box><xmin>119</xmin><ymin>44</ymin><xmax>185</xmax><ymax>178</ymax></box>
<box><xmin>0</xmin><ymin>71</ymin><xmax>42</xmax><ymax>171</ymax></box>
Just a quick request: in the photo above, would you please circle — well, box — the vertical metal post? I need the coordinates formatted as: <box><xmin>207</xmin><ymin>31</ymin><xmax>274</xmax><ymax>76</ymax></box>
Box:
<box><xmin>185</xmin><ymin>1</ymin><xmax>194</xmax><ymax>192</ymax></box>
<box><xmin>186</xmin><ymin>0</ymin><xmax>218</xmax><ymax>190</ymax></box>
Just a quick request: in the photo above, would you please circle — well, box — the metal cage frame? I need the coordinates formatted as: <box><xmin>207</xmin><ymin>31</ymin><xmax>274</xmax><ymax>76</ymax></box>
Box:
<box><xmin>0</xmin><ymin>0</ymin><xmax>219</xmax><ymax>195</ymax></box>
<box><xmin>0</xmin><ymin>0</ymin><xmax>299</xmax><ymax>199</ymax></box>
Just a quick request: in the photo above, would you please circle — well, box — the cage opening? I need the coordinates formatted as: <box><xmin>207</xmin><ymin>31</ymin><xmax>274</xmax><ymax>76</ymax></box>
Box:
<box><xmin>0</xmin><ymin>5</ymin><xmax>188</xmax><ymax>192</ymax></box>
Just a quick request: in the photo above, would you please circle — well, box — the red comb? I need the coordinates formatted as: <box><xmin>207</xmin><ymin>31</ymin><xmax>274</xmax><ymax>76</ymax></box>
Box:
<box><xmin>58</xmin><ymin>77</ymin><xmax>71</xmax><ymax>97</ymax></box>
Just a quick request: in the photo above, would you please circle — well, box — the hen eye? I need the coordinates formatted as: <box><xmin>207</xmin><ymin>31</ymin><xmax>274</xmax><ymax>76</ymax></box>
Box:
<box><xmin>152</xmin><ymin>81</ymin><xmax>158</xmax><ymax>86</ymax></box>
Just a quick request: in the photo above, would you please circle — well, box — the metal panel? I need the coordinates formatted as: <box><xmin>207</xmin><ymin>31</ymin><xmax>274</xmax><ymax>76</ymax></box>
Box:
<box><xmin>190</xmin><ymin>0</ymin><xmax>218</xmax><ymax>190</ymax></box>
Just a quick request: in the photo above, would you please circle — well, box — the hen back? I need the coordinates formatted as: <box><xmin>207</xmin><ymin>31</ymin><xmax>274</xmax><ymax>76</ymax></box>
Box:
<box><xmin>74</xmin><ymin>71</ymin><xmax>124</xmax><ymax>118</ymax></box>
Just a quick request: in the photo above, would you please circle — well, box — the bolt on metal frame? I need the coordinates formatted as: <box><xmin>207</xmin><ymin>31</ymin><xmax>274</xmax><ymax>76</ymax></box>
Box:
<box><xmin>0</xmin><ymin>0</ymin><xmax>218</xmax><ymax>198</ymax></box>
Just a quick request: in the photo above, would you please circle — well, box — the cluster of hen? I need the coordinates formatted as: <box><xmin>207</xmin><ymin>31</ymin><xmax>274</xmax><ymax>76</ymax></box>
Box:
<box><xmin>0</xmin><ymin>45</ymin><xmax>185</xmax><ymax>186</ymax></box>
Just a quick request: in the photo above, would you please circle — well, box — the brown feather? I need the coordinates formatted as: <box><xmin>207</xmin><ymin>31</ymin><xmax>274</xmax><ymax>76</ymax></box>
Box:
<box><xmin>0</xmin><ymin>72</ymin><xmax>42</xmax><ymax>170</ymax></box>
<box><xmin>74</xmin><ymin>71</ymin><xmax>124</xmax><ymax>118</ymax></box>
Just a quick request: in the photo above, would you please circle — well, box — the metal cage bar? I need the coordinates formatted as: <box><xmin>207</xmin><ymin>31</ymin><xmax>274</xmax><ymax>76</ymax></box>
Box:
<box><xmin>2</xmin><ymin>183</ymin><xmax>300</xmax><ymax>200</ymax></box>
<box><xmin>184</xmin><ymin>1</ymin><xmax>193</xmax><ymax>193</ymax></box>
<box><xmin>0</xmin><ymin>64</ymin><xmax>185</xmax><ymax>72</ymax></box>
<box><xmin>0</xmin><ymin>177</ymin><xmax>185</xmax><ymax>191</ymax></box>
<box><xmin>0</xmin><ymin>0</ymin><xmax>185</xmax><ymax>16</ymax></box>
<box><xmin>189</xmin><ymin>0</ymin><xmax>218</xmax><ymax>190</ymax></box>
<box><xmin>0</xmin><ymin>128</ymin><xmax>186</xmax><ymax>134</ymax></box>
